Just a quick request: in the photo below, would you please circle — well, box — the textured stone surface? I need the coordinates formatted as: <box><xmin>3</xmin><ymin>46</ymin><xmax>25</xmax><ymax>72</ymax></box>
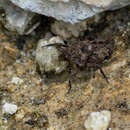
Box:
<box><xmin>0</xmin><ymin>0</ymin><xmax>39</xmax><ymax>34</ymax></box>
<box><xmin>36</xmin><ymin>37</ymin><xmax>68</xmax><ymax>74</ymax></box>
<box><xmin>51</xmin><ymin>15</ymin><xmax>101</xmax><ymax>40</ymax></box>
<box><xmin>84</xmin><ymin>111</ymin><xmax>111</xmax><ymax>130</ymax></box>
<box><xmin>10</xmin><ymin>0</ymin><xmax>130</xmax><ymax>23</ymax></box>
<box><xmin>51</xmin><ymin>20</ymin><xmax>88</xmax><ymax>39</ymax></box>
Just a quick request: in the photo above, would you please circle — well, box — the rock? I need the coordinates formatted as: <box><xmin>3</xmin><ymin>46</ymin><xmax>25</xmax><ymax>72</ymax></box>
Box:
<box><xmin>51</xmin><ymin>20</ymin><xmax>87</xmax><ymax>39</ymax></box>
<box><xmin>84</xmin><ymin>111</ymin><xmax>111</xmax><ymax>130</ymax></box>
<box><xmin>10</xmin><ymin>76</ymin><xmax>23</xmax><ymax>85</ymax></box>
<box><xmin>0</xmin><ymin>0</ymin><xmax>40</xmax><ymax>35</ymax></box>
<box><xmin>10</xmin><ymin>0</ymin><xmax>130</xmax><ymax>23</ymax></box>
<box><xmin>36</xmin><ymin>36</ymin><xmax>68</xmax><ymax>74</ymax></box>
<box><xmin>51</xmin><ymin>15</ymin><xmax>101</xmax><ymax>39</ymax></box>
<box><xmin>2</xmin><ymin>103</ymin><xmax>18</xmax><ymax>115</ymax></box>
<box><xmin>15</xmin><ymin>109</ymin><xmax>25</xmax><ymax>121</ymax></box>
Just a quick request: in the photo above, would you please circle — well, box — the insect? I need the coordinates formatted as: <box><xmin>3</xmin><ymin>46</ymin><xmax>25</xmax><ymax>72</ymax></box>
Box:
<box><xmin>42</xmin><ymin>38</ymin><xmax>114</xmax><ymax>92</ymax></box>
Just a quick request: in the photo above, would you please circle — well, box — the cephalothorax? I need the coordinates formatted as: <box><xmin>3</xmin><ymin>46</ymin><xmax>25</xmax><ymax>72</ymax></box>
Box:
<box><xmin>42</xmin><ymin>38</ymin><xmax>114</xmax><ymax>92</ymax></box>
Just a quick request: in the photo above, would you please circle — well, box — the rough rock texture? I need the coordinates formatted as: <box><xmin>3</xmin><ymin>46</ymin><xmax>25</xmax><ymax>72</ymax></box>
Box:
<box><xmin>36</xmin><ymin>37</ymin><xmax>68</xmax><ymax>74</ymax></box>
<box><xmin>0</xmin><ymin>0</ymin><xmax>39</xmax><ymax>35</ymax></box>
<box><xmin>51</xmin><ymin>13</ymin><xmax>102</xmax><ymax>40</ymax></box>
<box><xmin>51</xmin><ymin>20</ymin><xmax>88</xmax><ymax>39</ymax></box>
<box><xmin>84</xmin><ymin>111</ymin><xmax>111</xmax><ymax>130</ymax></box>
<box><xmin>10</xmin><ymin>0</ymin><xmax>130</xmax><ymax>23</ymax></box>
<box><xmin>51</xmin><ymin>14</ymin><xmax>102</xmax><ymax>40</ymax></box>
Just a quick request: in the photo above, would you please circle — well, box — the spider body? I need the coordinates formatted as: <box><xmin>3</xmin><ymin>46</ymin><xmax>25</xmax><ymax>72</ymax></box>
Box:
<box><xmin>58</xmin><ymin>39</ymin><xmax>114</xmax><ymax>70</ymax></box>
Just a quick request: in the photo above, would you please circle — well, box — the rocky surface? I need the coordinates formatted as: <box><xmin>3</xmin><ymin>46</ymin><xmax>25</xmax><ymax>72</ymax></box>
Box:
<box><xmin>0</xmin><ymin>5</ymin><xmax>129</xmax><ymax>130</ymax></box>
<box><xmin>51</xmin><ymin>20</ymin><xmax>89</xmax><ymax>40</ymax></box>
<box><xmin>0</xmin><ymin>0</ymin><xmax>40</xmax><ymax>35</ymax></box>
<box><xmin>10</xmin><ymin>0</ymin><xmax>130</xmax><ymax>23</ymax></box>
<box><xmin>1</xmin><ymin>0</ymin><xmax>130</xmax><ymax>35</ymax></box>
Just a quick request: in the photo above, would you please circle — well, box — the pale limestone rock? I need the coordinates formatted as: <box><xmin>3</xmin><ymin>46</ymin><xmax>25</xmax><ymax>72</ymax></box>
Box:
<box><xmin>10</xmin><ymin>0</ymin><xmax>130</xmax><ymax>23</ymax></box>
<box><xmin>51</xmin><ymin>20</ymin><xmax>88</xmax><ymax>39</ymax></box>
<box><xmin>2</xmin><ymin>103</ymin><xmax>18</xmax><ymax>115</ymax></box>
<box><xmin>84</xmin><ymin>111</ymin><xmax>111</xmax><ymax>130</ymax></box>
<box><xmin>0</xmin><ymin>0</ymin><xmax>39</xmax><ymax>34</ymax></box>
<box><xmin>36</xmin><ymin>37</ymin><xmax>68</xmax><ymax>74</ymax></box>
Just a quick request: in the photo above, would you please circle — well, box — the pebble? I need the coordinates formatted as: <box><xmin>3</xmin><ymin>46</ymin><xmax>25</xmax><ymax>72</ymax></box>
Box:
<box><xmin>11</xmin><ymin>76</ymin><xmax>23</xmax><ymax>85</ymax></box>
<box><xmin>2</xmin><ymin>103</ymin><xmax>18</xmax><ymax>115</ymax></box>
<box><xmin>84</xmin><ymin>111</ymin><xmax>111</xmax><ymax>130</ymax></box>
<box><xmin>15</xmin><ymin>109</ymin><xmax>25</xmax><ymax>121</ymax></box>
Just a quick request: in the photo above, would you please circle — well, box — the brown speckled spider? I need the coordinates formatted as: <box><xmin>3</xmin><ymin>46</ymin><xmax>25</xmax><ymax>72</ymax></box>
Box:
<box><xmin>42</xmin><ymin>38</ymin><xmax>114</xmax><ymax>92</ymax></box>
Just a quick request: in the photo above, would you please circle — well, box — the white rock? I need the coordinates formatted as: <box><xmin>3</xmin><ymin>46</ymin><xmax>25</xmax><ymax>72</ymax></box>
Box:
<box><xmin>2</xmin><ymin>103</ymin><xmax>18</xmax><ymax>115</ymax></box>
<box><xmin>11</xmin><ymin>77</ymin><xmax>23</xmax><ymax>85</ymax></box>
<box><xmin>36</xmin><ymin>36</ymin><xmax>68</xmax><ymax>74</ymax></box>
<box><xmin>10</xmin><ymin>0</ymin><xmax>130</xmax><ymax>23</ymax></box>
<box><xmin>84</xmin><ymin>111</ymin><xmax>111</xmax><ymax>130</ymax></box>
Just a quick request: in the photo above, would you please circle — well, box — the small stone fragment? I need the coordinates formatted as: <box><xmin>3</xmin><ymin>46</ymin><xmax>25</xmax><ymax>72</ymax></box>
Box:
<box><xmin>11</xmin><ymin>76</ymin><xmax>23</xmax><ymax>85</ymax></box>
<box><xmin>15</xmin><ymin>109</ymin><xmax>25</xmax><ymax>121</ymax></box>
<box><xmin>84</xmin><ymin>111</ymin><xmax>111</xmax><ymax>130</ymax></box>
<box><xmin>2</xmin><ymin>103</ymin><xmax>18</xmax><ymax>115</ymax></box>
<box><xmin>7</xmin><ymin>84</ymin><xmax>17</xmax><ymax>92</ymax></box>
<box><xmin>36</xmin><ymin>36</ymin><xmax>68</xmax><ymax>74</ymax></box>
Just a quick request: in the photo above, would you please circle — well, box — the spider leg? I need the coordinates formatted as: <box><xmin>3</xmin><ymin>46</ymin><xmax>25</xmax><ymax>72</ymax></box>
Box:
<box><xmin>67</xmin><ymin>79</ymin><xmax>72</xmax><ymax>94</ymax></box>
<box><xmin>67</xmin><ymin>67</ymin><xmax>73</xmax><ymax>93</ymax></box>
<box><xmin>99</xmin><ymin>68</ymin><xmax>109</xmax><ymax>83</ymax></box>
<box><xmin>67</xmin><ymin>66</ymin><xmax>78</xmax><ymax>93</ymax></box>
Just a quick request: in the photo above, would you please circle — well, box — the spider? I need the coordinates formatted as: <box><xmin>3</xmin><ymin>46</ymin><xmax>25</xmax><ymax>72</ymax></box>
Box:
<box><xmin>42</xmin><ymin>38</ymin><xmax>114</xmax><ymax>93</ymax></box>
